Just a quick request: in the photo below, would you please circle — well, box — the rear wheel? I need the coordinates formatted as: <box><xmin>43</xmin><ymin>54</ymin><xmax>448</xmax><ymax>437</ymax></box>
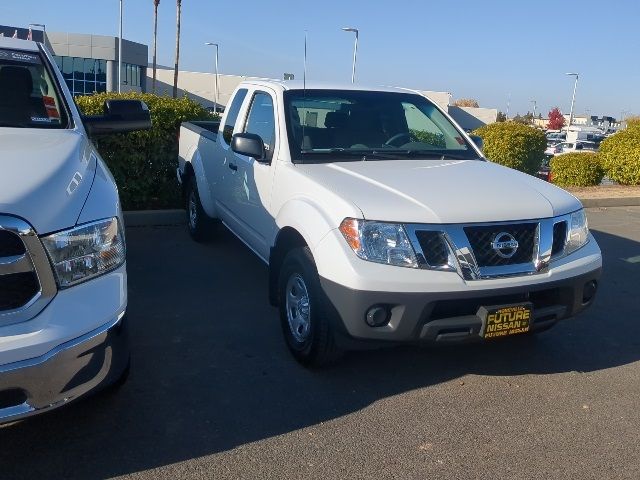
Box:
<box><xmin>186</xmin><ymin>178</ymin><xmax>213</xmax><ymax>242</ymax></box>
<box><xmin>278</xmin><ymin>247</ymin><xmax>342</xmax><ymax>367</ymax></box>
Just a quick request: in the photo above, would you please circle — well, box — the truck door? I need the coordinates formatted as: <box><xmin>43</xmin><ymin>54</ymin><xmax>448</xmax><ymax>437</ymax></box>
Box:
<box><xmin>210</xmin><ymin>88</ymin><xmax>248</xmax><ymax>220</ymax></box>
<box><xmin>225</xmin><ymin>89</ymin><xmax>278</xmax><ymax>260</ymax></box>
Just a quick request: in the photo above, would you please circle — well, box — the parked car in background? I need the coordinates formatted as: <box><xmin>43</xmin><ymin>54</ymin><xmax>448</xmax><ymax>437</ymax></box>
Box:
<box><xmin>0</xmin><ymin>36</ymin><xmax>151</xmax><ymax>424</ymax></box>
<box><xmin>178</xmin><ymin>80</ymin><xmax>601</xmax><ymax>366</ymax></box>
<box><xmin>553</xmin><ymin>141</ymin><xmax>598</xmax><ymax>156</ymax></box>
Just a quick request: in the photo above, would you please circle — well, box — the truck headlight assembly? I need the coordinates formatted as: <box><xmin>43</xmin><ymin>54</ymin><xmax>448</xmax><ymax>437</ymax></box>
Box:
<box><xmin>339</xmin><ymin>218</ymin><xmax>418</xmax><ymax>268</ymax></box>
<box><xmin>566</xmin><ymin>209</ymin><xmax>589</xmax><ymax>255</ymax></box>
<box><xmin>41</xmin><ymin>217</ymin><xmax>125</xmax><ymax>288</ymax></box>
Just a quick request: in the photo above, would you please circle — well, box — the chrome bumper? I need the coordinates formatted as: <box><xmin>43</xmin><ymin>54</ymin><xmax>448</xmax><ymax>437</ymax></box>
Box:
<box><xmin>0</xmin><ymin>312</ymin><xmax>129</xmax><ymax>424</ymax></box>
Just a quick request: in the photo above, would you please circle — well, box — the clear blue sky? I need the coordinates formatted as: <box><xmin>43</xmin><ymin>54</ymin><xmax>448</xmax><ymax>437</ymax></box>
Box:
<box><xmin>3</xmin><ymin>0</ymin><xmax>639</xmax><ymax>118</ymax></box>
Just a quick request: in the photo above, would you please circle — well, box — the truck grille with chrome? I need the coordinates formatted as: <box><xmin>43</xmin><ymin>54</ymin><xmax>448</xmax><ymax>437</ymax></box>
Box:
<box><xmin>407</xmin><ymin>215</ymin><xmax>574</xmax><ymax>280</ymax></box>
<box><xmin>0</xmin><ymin>216</ymin><xmax>57</xmax><ymax>326</ymax></box>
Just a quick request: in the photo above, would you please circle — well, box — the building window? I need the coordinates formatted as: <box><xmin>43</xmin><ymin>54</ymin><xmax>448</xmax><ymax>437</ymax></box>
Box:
<box><xmin>122</xmin><ymin>62</ymin><xmax>141</xmax><ymax>87</ymax></box>
<box><xmin>52</xmin><ymin>55</ymin><xmax>107</xmax><ymax>96</ymax></box>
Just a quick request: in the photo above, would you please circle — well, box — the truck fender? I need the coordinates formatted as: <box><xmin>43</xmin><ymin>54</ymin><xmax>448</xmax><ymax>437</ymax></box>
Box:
<box><xmin>268</xmin><ymin>197</ymin><xmax>341</xmax><ymax>305</ymax></box>
<box><xmin>186</xmin><ymin>146</ymin><xmax>217</xmax><ymax>219</ymax></box>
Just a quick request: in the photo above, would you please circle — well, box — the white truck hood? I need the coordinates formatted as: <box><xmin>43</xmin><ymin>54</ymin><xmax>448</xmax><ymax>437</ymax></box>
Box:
<box><xmin>0</xmin><ymin>129</ymin><xmax>96</xmax><ymax>234</ymax></box>
<box><xmin>297</xmin><ymin>159</ymin><xmax>583</xmax><ymax>224</ymax></box>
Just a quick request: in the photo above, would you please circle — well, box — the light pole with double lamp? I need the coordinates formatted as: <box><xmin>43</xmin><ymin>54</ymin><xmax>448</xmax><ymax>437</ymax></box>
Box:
<box><xmin>205</xmin><ymin>42</ymin><xmax>220</xmax><ymax>114</ymax></box>
<box><xmin>342</xmin><ymin>27</ymin><xmax>359</xmax><ymax>84</ymax></box>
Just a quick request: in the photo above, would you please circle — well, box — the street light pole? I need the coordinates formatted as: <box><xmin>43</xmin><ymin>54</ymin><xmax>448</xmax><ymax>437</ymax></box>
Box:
<box><xmin>118</xmin><ymin>0</ymin><xmax>123</xmax><ymax>93</ymax></box>
<box><xmin>531</xmin><ymin>99</ymin><xmax>537</xmax><ymax>124</ymax></box>
<box><xmin>342</xmin><ymin>27</ymin><xmax>359</xmax><ymax>84</ymax></box>
<box><xmin>205</xmin><ymin>42</ymin><xmax>219</xmax><ymax>114</ymax></box>
<box><xmin>566</xmin><ymin>72</ymin><xmax>579</xmax><ymax>130</ymax></box>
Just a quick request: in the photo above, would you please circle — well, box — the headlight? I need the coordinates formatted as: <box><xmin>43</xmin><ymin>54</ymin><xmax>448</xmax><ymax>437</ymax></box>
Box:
<box><xmin>339</xmin><ymin>218</ymin><xmax>418</xmax><ymax>268</ymax></box>
<box><xmin>566</xmin><ymin>209</ymin><xmax>589</xmax><ymax>255</ymax></box>
<box><xmin>41</xmin><ymin>217</ymin><xmax>126</xmax><ymax>288</ymax></box>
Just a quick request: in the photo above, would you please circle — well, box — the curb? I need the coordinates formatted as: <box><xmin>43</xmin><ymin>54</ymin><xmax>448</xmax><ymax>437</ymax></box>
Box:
<box><xmin>579</xmin><ymin>197</ymin><xmax>640</xmax><ymax>208</ymax></box>
<box><xmin>123</xmin><ymin>199</ymin><xmax>640</xmax><ymax>227</ymax></box>
<box><xmin>123</xmin><ymin>209</ymin><xmax>185</xmax><ymax>227</ymax></box>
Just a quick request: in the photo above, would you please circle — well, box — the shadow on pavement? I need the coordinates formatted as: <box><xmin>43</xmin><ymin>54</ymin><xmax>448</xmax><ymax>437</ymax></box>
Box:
<box><xmin>1</xmin><ymin>225</ymin><xmax>638</xmax><ymax>479</ymax></box>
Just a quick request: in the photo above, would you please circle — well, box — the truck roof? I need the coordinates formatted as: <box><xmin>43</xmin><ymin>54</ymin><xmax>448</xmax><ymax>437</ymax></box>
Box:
<box><xmin>0</xmin><ymin>36</ymin><xmax>39</xmax><ymax>51</ymax></box>
<box><xmin>240</xmin><ymin>79</ymin><xmax>416</xmax><ymax>95</ymax></box>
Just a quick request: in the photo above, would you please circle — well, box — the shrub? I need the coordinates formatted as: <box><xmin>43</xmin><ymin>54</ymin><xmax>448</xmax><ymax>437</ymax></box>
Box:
<box><xmin>75</xmin><ymin>92</ymin><xmax>216</xmax><ymax>210</ymax></box>
<box><xmin>625</xmin><ymin>116</ymin><xmax>640</xmax><ymax>131</ymax></box>
<box><xmin>598</xmin><ymin>126</ymin><xmax>640</xmax><ymax>185</ymax></box>
<box><xmin>410</xmin><ymin>129</ymin><xmax>446</xmax><ymax>148</ymax></box>
<box><xmin>550</xmin><ymin>153</ymin><xmax>604</xmax><ymax>187</ymax></box>
<box><xmin>472</xmin><ymin>122</ymin><xmax>546</xmax><ymax>175</ymax></box>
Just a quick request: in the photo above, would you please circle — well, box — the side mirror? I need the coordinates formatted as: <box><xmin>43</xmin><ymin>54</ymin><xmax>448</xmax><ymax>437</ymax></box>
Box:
<box><xmin>469</xmin><ymin>134</ymin><xmax>483</xmax><ymax>152</ymax></box>
<box><xmin>83</xmin><ymin>100</ymin><xmax>152</xmax><ymax>136</ymax></box>
<box><xmin>231</xmin><ymin>133</ymin><xmax>267</xmax><ymax>161</ymax></box>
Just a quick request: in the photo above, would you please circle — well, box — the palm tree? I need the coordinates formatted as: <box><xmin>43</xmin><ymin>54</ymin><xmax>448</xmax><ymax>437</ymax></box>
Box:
<box><xmin>172</xmin><ymin>0</ymin><xmax>181</xmax><ymax>98</ymax></box>
<box><xmin>152</xmin><ymin>0</ymin><xmax>160</xmax><ymax>93</ymax></box>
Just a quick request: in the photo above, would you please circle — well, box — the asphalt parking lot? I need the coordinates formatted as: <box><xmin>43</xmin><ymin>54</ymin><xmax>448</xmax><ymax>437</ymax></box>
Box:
<box><xmin>1</xmin><ymin>207</ymin><xmax>640</xmax><ymax>479</ymax></box>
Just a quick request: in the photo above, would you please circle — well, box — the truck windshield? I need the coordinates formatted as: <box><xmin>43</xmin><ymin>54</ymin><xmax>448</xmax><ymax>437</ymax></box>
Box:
<box><xmin>284</xmin><ymin>89</ymin><xmax>479</xmax><ymax>162</ymax></box>
<box><xmin>0</xmin><ymin>49</ymin><xmax>68</xmax><ymax>129</ymax></box>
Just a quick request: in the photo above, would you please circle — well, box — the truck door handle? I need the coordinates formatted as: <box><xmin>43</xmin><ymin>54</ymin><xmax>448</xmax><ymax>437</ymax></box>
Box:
<box><xmin>228</xmin><ymin>162</ymin><xmax>238</xmax><ymax>171</ymax></box>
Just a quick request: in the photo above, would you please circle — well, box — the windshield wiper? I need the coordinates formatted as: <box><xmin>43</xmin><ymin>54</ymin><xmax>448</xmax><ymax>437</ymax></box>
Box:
<box><xmin>0</xmin><ymin>122</ymin><xmax>27</xmax><ymax>128</ymax></box>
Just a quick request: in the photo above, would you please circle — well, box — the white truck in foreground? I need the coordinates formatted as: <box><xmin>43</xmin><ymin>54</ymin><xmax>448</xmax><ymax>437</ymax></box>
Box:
<box><xmin>0</xmin><ymin>36</ymin><xmax>150</xmax><ymax>423</ymax></box>
<box><xmin>178</xmin><ymin>80</ymin><xmax>602</xmax><ymax>366</ymax></box>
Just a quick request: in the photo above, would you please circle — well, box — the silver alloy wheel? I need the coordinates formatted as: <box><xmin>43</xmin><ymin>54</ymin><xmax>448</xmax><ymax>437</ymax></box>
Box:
<box><xmin>285</xmin><ymin>273</ymin><xmax>311</xmax><ymax>342</ymax></box>
<box><xmin>188</xmin><ymin>190</ymin><xmax>198</xmax><ymax>230</ymax></box>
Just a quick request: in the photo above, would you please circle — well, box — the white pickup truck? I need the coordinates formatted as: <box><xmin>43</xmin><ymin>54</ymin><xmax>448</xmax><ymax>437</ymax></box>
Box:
<box><xmin>178</xmin><ymin>80</ymin><xmax>602</xmax><ymax>366</ymax></box>
<box><xmin>0</xmin><ymin>36</ymin><xmax>150</xmax><ymax>423</ymax></box>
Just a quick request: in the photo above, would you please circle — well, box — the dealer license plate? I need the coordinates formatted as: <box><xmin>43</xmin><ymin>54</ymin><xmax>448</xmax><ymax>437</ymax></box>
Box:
<box><xmin>478</xmin><ymin>303</ymin><xmax>532</xmax><ymax>339</ymax></box>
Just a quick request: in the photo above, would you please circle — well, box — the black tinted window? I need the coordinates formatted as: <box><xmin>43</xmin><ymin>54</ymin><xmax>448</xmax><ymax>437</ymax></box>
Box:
<box><xmin>244</xmin><ymin>92</ymin><xmax>275</xmax><ymax>159</ymax></box>
<box><xmin>222</xmin><ymin>88</ymin><xmax>248</xmax><ymax>145</ymax></box>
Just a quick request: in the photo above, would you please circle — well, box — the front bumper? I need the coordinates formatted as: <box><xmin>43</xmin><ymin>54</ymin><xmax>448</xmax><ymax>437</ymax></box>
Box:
<box><xmin>321</xmin><ymin>268</ymin><xmax>601</xmax><ymax>346</ymax></box>
<box><xmin>0</xmin><ymin>313</ymin><xmax>129</xmax><ymax>424</ymax></box>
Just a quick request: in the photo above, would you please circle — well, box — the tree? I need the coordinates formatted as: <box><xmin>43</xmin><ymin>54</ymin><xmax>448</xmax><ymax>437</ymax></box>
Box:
<box><xmin>547</xmin><ymin>107</ymin><xmax>565</xmax><ymax>130</ymax></box>
<box><xmin>453</xmin><ymin>98</ymin><xmax>480</xmax><ymax>108</ymax></box>
<box><xmin>152</xmin><ymin>0</ymin><xmax>160</xmax><ymax>94</ymax></box>
<box><xmin>496</xmin><ymin>111</ymin><xmax>507</xmax><ymax>122</ymax></box>
<box><xmin>172</xmin><ymin>0</ymin><xmax>182</xmax><ymax>98</ymax></box>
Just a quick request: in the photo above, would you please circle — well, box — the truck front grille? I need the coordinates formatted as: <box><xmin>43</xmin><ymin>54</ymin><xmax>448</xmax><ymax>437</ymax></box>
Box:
<box><xmin>0</xmin><ymin>230</ymin><xmax>39</xmax><ymax>312</ymax></box>
<box><xmin>414</xmin><ymin>230</ymin><xmax>449</xmax><ymax>267</ymax></box>
<box><xmin>552</xmin><ymin>221</ymin><xmax>568</xmax><ymax>256</ymax></box>
<box><xmin>0</xmin><ymin>216</ymin><xmax>57</xmax><ymax>325</ymax></box>
<box><xmin>464</xmin><ymin>223</ymin><xmax>537</xmax><ymax>267</ymax></box>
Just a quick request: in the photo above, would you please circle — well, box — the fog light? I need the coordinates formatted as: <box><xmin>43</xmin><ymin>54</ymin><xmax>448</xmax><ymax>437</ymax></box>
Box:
<box><xmin>365</xmin><ymin>305</ymin><xmax>391</xmax><ymax>327</ymax></box>
<box><xmin>582</xmin><ymin>280</ymin><xmax>598</xmax><ymax>304</ymax></box>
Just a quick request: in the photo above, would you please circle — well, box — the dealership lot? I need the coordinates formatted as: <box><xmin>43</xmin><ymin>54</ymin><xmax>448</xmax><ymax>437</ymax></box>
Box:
<box><xmin>1</xmin><ymin>207</ymin><xmax>639</xmax><ymax>480</ymax></box>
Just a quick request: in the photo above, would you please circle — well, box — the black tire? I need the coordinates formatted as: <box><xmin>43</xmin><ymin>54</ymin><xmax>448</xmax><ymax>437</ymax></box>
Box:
<box><xmin>278</xmin><ymin>247</ymin><xmax>342</xmax><ymax>367</ymax></box>
<box><xmin>185</xmin><ymin>177</ymin><xmax>213</xmax><ymax>242</ymax></box>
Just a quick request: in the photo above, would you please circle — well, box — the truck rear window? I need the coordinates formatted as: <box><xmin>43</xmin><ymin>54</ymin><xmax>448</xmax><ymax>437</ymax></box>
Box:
<box><xmin>0</xmin><ymin>48</ymin><xmax>68</xmax><ymax>129</ymax></box>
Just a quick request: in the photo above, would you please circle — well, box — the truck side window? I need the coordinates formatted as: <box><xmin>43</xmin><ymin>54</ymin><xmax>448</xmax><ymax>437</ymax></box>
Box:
<box><xmin>244</xmin><ymin>91</ymin><xmax>276</xmax><ymax>160</ymax></box>
<box><xmin>222</xmin><ymin>88</ymin><xmax>248</xmax><ymax>145</ymax></box>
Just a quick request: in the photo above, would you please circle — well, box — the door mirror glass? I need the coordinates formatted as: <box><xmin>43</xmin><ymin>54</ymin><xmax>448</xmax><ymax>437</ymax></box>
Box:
<box><xmin>231</xmin><ymin>133</ymin><xmax>266</xmax><ymax>161</ymax></box>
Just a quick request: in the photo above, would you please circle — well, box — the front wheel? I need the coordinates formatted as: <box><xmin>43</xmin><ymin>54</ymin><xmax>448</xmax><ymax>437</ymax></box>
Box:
<box><xmin>185</xmin><ymin>178</ymin><xmax>213</xmax><ymax>242</ymax></box>
<box><xmin>278</xmin><ymin>247</ymin><xmax>342</xmax><ymax>367</ymax></box>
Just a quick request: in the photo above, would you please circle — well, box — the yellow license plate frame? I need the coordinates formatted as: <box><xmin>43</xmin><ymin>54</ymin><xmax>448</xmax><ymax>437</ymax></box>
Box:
<box><xmin>479</xmin><ymin>303</ymin><xmax>533</xmax><ymax>339</ymax></box>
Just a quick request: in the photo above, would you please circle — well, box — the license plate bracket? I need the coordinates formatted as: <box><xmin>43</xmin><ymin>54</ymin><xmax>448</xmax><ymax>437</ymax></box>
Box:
<box><xmin>478</xmin><ymin>302</ymin><xmax>533</xmax><ymax>339</ymax></box>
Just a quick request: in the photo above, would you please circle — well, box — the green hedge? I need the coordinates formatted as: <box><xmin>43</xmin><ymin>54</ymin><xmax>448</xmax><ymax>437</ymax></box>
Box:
<box><xmin>472</xmin><ymin>122</ymin><xmax>546</xmax><ymax>175</ymax></box>
<box><xmin>75</xmin><ymin>92</ymin><xmax>215</xmax><ymax>210</ymax></box>
<box><xmin>599</xmin><ymin>126</ymin><xmax>640</xmax><ymax>185</ymax></box>
<box><xmin>550</xmin><ymin>153</ymin><xmax>604</xmax><ymax>187</ymax></box>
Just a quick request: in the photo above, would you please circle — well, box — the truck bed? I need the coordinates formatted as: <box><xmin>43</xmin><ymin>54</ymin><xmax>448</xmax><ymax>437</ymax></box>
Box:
<box><xmin>181</xmin><ymin>121</ymin><xmax>220</xmax><ymax>141</ymax></box>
